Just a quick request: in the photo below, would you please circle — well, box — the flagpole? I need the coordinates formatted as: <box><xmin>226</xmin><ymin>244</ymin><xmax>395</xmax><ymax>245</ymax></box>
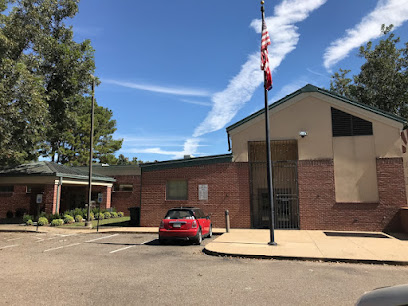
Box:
<box><xmin>261</xmin><ymin>1</ymin><xmax>277</xmax><ymax>246</ymax></box>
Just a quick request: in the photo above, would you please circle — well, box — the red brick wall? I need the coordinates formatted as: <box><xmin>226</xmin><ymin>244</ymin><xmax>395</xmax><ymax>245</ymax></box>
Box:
<box><xmin>111</xmin><ymin>175</ymin><xmax>141</xmax><ymax>215</ymax></box>
<box><xmin>298</xmin><ymin>158</ymin><xmax>406</xmax><ymax>231</ymax></box>
<box><xmin>0</xmin><ymin>185</ymin><xmax>31</xmax><ymax>218</ymax></box>
<box><xmin>140</xmin><ymin>163</ymin><xmax>250</xmax><ymax>228</ymax></box>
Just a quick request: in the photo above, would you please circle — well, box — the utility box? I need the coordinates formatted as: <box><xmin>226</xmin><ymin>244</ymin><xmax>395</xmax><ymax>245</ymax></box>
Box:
<box><xmin>128</xmin><ymin>207</ymin><xmax>140</xmax><ymax>226</ymax></box>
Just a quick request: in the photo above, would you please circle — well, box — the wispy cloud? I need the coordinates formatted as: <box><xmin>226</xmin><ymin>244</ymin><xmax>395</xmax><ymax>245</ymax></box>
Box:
<box><xmin>102</xmin><ymin>79</ymin><xmax>211</xmax><ymax>97</ymax></box>
<box><xmin>323</xmin><ymin>0</ymin><xmax>408</xmax><ymax>70</ymax></box>
<box><xmin>192</xmin><ymin>0</ymin><xmax>327</xmax><ymax>138</ymax></box>
<box><xmin>179</xmin><ymin>99</ymin><xmax>212</xmax><ymax>107</ymax></box>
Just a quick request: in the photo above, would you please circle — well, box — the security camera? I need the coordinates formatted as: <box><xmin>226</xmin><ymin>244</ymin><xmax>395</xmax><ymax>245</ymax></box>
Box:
<box><xmin>299</xmin><ymin>131</ymin><xmax>308</xmax><ymax>138</ymax></box>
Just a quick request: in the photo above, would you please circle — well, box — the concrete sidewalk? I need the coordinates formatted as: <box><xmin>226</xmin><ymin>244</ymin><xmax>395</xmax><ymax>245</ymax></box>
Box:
<box><xmin>204</xmin><ymin>229</ymin><xmax>408</xmax><ymax>265</ymax></box>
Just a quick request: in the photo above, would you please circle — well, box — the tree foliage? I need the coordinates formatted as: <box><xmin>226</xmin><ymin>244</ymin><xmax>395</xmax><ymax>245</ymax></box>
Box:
<box><xmin>330</xmin><ymin>25</ymin><xmax>408</xmax><ymax>119</ymax></box>
<box><xmin>0</xmin><ymin>0</ymin><xmax>123</xmax><ymax>166</ymax></box>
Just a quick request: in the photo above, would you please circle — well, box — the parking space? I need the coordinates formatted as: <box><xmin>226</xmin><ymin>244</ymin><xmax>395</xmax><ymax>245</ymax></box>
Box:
<box><xmin>0</xmin><ymin>231</ymin><xmax>215</xmax><ymax>257</ymax></box>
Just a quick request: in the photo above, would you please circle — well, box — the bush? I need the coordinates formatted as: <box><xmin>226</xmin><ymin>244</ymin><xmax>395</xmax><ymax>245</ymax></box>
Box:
<box><xmin>75</xmin><ymin>215</ymin><xmax>83</xmax><ymax>223</ymax></box>
<box><xmin>95</xmin><ymin>212</ymin><xmax>104</xmax><ymax>220</ymax></box>
<box><xmin>47</xmin><ymin>213</ymin><xmax>61</xmax><ymax>222</ymax></box>
<box><xmin>23</xmin><ymin>214</ymin><xmax>33</xmax><ymax>223</ymax></box>
<box><xmin>104</xmin><ymin>212</ymin><xmax>111</xmax><ymax>219</ymax></box>
<box><xmin>26</xmin><ymin>219</ymin><xmax>33</xmax><ymax>226</ymax></box>
<box><xmin>63</xmin><ymin>210</ymin><xmax>74</xmax><ymax>217</ymax></box>
<box><xmin>111</xmin><ymin>212</ymin><xmax>118</xmax><ymax>218</ymax></box>
<box><xmin>39</xmin><ymin>212</ymin><xmax>47</xmax><ymax>218</ymax></box>
<box><xmin>92</xmin><ymin>208</ymin><xmax>99</xmax><ymax>215</ymax></box>
<box><xmin>64</xmin><ymin>215</ymin><xmax>74</xmax><ymax>224</ymax></box>
<box><xmin>37</xmin><ymin>217</ymin><xmax>48</xmax><ymax>226</ymax></box>
<box><xmin>72</xmin><ymin>208</ymin><xmax>83</xmax><ymax>218</ymax></box>
<box><xmin>84</xmin><ymin>212</ymin><xmax>94</xmax><ymax>221</ymax></box>
<box><xmin>51</xmin><ymin>219</ymin><xmax>64</xmax><ymax>226</ymax></box>
<box><xmin>6</xmin><ymin>211</ymin><xmax>13</xmax><ymax>218</ymax></box>
<box><xmin>117</xmin><ymin>212</ymin><xmax>124</xmax><ymax>218</ymax></box>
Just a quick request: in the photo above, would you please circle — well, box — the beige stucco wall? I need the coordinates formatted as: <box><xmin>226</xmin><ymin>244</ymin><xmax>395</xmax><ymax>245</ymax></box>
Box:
<box><xmin>333</xmin><ymin>136</ymin><xmax>379</xmax><ymax>202</ymax></box>
<box><xmin>229</xmin><ymin>92</ymin><xmax>404</xmax><ymax>203</ymax></box>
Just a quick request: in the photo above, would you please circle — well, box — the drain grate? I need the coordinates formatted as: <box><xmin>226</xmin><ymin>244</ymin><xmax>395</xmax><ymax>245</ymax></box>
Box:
<box><xmin>323</xmin><ymin>232</ymin><xmax>390</xmax><ymax>239</ymax></box>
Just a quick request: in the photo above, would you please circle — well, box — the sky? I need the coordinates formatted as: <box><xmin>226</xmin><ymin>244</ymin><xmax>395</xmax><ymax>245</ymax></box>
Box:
<box><xmin>69</xmin><ymin>0</ymin><xmax>408</xmax><ymax>162</ymax></box>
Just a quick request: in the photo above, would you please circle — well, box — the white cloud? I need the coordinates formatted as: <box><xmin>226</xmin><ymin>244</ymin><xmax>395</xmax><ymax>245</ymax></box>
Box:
<box><xmin>323</xmin><ymin>0</ymin><xmax>408</xmax><ymax>70</ymax></box>
<box><xmin>102</xmin><ymin>79</ymin><xmax>211</xmax><ymax>97</ymax></box>
<box><xmin>179</xmin><ymin>99</ymin><xmax>212</xmax><ymax>107</ymax></box>
<box><xmin>192</xmin><ymin>0</ymin><xmax>327</xmax><ymax>138</ymax></box>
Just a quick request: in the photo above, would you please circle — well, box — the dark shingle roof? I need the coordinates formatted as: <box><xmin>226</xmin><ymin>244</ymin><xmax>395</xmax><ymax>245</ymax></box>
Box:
<box><xmin>0</xmin><ymin>161</ymin><xmax>115</xmax><ymax>182</ymax></box>
<box><xmin>140</xmin><ymin>154</ymin><xmax>232</xmax><ymax>172</ymax></box>
<box><xmin>226</xmin><ymin>84</ymin><xmax>406</xmax><ymax>133</ymax></box>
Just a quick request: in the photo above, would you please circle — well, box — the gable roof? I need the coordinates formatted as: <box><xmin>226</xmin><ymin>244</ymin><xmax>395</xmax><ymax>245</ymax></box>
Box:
<box><xmin>0</xmin><ymin>161</ymin><xmax>115</xmax><ymax>182</ymax></box>
<box><xmin>226</xmin><ymin>84</ymin><xmax>406</xmax><ymax>133</ymax></box>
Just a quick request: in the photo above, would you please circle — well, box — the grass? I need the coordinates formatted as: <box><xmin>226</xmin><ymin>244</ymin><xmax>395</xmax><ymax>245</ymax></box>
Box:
<box><xmin>61</xmin><ymin>216</ymin><xmax>131</xmax><ymax>228</ymax></box>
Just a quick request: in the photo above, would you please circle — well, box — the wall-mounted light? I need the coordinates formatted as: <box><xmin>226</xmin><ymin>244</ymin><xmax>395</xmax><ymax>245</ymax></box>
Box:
<box><xmin>299</xmin><ymin>131</ymin><xmax>308</xmax><ymax>138</ymax></box>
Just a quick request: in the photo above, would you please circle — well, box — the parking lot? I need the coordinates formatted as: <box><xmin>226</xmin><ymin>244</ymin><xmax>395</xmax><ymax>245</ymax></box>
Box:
<box><xmin>1</xmin><ymin>231</ymin><xmax>408</xmax><ymax>305</ymax></box>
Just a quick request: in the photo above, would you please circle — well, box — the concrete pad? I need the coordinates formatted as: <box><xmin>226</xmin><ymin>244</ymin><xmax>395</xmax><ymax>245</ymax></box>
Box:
<box><xmin>204</xmin><ymin>229</ymin><xmax>408</xmax><ymax>264</ymax></box>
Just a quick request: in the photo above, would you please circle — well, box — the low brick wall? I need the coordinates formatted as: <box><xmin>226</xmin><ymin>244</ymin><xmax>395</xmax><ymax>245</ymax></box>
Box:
<box><xmin>298</xmin><ymin>158</ymin><xmax>406</xmax><ymax>231</ymax></box>
<box><xmin>140</xmin><ymin>162</ymin><xmax>250</xmax><ymax>228</ymax></box>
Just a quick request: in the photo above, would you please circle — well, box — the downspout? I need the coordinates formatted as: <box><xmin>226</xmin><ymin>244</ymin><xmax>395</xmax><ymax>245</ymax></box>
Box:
<box><xmin>227</xmin><ymin>132</ymin><xmax>231</xmax><ymax>152</ymax></box>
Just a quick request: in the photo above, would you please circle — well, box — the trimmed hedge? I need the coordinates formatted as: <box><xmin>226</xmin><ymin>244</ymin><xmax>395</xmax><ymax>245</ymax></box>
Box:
<box><xmin>95</xmin><ymin>212</ymin><xmax>104</xmax><ymax>220</ymax></box>
<box><xmin>26</xmin><ymin>219</ymin><xmax>33</xmax><ymax>226</ymax></box>
<box><xmin>103</xmin><ymin>212</ymin><xmax>111</xmax><ymax>219</ymax></box>
<box><xmin>64</xmin><ymin>215</ymin><xmax>75</xmax><ymax>224</ymax></box>
<box><xmin>23</xmin><ymin>214</ymin><xmax>33</xmax><ymax>223</ymax></box>
<box><xmin>117</xmin><ymin>212</ymin><xmax>124</xmax><ymax>217</ymax></box>
<box><xmin>37</xmin><ymin>217</ymin><xmax>48</xmax><ymax>226</ymax></box>
<box><xmin>111</xmin><ymin>212</ymin><xmax>118</xmax><ymax>218</ymax></box>
<box><xmin>51</xmin><ymin>219</ymin><xmax>64</xmax><ymax>226</ymax></box>
<box><xmin>75</xmin><ymin>215</ymin><xmax>83</xmax><ymax>223</ymax></box>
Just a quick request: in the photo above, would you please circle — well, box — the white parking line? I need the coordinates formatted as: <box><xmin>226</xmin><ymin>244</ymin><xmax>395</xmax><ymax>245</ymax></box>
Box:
<box><xmin>85</xmin><ymin>234</ymin><xmax>119</xmax><ymax>243</ymax></box>
<box><xmin>109</xmin><ymin>245</ymin><xmax>134</xmax><ymax>254</ymax></box>
<box><xmin>7</xmin><ymin>237</ymin><xmax>23</xmax><ymax>242</ymax></box>
<box><xmin>43</xmin><ymin>243</ymin><xmax>81</xmax><ymax>253</ymax></box>
<box><xmin>0</xmin><ymin>244</ymin><xmax>18</xmax><ymax>250</ymax></box>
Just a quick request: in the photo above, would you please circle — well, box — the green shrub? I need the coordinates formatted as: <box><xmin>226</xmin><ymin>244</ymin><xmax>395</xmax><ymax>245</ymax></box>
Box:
<box><xmin>111</xmin><ymin>212</ymin><xmax>118</xmax><ymax>218</ymax></box>
<box><xmin>39</xmin><ymin>212</ymin><xmax>47</xmax><ymax>218</ymax></box>
<box><xmin>37</xmin><ymin>217</ymin><xmax>48</xmax><ymax>226</ymax></box>
<box><xmin>117</xmin><ymin>212</ymin><xmax>124</xmax><ymax>218</ymax></box>
<box><xmin>75</xmin><ymin>215</ymin><xmax>83</xmax><ymax>223</ymax></box>
<box><xmin>64</xmin><ymin>215</ymin><xmax>74</xmax><ymax>224</ymax></box>
<box><xmin>72</xmin><ymin>208</ymin><xmax>83</xmax><ymax>218</ymax></box>
<box><xmin>26</xmin><ymin>219</ymin><xmax>33</xmax><ymax>226</ymax></box>
<box><xmin>47</xmin><ymin>213</ymin><xmax>61</xmax><ymax>221</ymax></box>
<box><xmin>23</xmin><ymin>214</ymin><xmax>33</xmax><ymax>223</ymax></box>
<box><xmin>103</xmin><ymin>212</ymin><xmax>111</xmax><ymax>219</ymax></box>
<box><xmin>95</xmin><ymin>212</ymin><xmax>104</xmax><ymax>220</ymax></box>
<box><xmin>51</xmin><ymin>219</ymin><xmax>64</xmax><ymax>226</ymax></box>
<box><xmin>92</xmin><ymin>208</ymin><xmax>99</xmax><ymax>215</ymax></box>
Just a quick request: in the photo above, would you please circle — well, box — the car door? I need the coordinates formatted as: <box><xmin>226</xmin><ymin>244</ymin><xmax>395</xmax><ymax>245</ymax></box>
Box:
<box><xmin>196</xmin><ymin>209</ymin><xmax>209</xmax><ymax>234</ymax></box>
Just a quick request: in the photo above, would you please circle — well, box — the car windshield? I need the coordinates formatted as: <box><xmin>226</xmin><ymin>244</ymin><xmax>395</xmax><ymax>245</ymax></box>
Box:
<box><xmin>165</xmin><ymin>210</ymin><xmax>194</xmax><ymax>219</ymax></box>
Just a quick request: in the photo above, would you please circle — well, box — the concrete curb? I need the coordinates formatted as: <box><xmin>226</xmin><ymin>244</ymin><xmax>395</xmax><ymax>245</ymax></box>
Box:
<box><xmin>0</xmin><ymin>229</ymin><xmax>45</xmax><ymax>233</ymax></box>
<box><xmin>202</xmin><ymin>247</ymin><xmax>408</xmax><ymax>266</ymax></box>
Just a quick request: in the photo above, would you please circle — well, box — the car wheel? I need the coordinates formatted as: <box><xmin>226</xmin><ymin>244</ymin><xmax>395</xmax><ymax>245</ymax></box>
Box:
<box><xmin>159</xmin><ymin>238</ymin><xmax>166</xmax><ymax>245</ymax></box>
<box><xmin>208</xmin><ymin>225</ymin><xmax>213</xmax><ymax>238</ymax></box>
<box><xmin>194</xmin><ymin>229</ymin><xmax>202</xmax><ymax>245</ymax></box>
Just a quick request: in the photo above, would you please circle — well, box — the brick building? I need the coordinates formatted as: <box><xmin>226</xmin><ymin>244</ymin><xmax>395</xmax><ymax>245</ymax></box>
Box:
<box><xmin>0</xmin><ymin>84</ymin><xmax>407</xmax><ymax>231</ymax></box>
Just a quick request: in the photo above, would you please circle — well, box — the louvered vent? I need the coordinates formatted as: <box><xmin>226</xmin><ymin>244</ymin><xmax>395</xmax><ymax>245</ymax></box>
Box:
<box><xmin>331</xmin><ymin>108</ymin><xmax>373</xmax><ymax>137</ymax></box>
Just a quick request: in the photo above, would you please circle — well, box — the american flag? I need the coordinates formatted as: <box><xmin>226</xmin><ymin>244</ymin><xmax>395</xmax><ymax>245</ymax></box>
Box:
<box><xmin>261</xmin><ymin>15</ymin><xmax>272</xmax><ymax>90</ymax></box>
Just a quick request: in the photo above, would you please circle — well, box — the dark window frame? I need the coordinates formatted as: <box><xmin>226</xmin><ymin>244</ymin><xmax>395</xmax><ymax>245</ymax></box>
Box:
<box><xmin>0</xmin><ymin>186</ymin><xmax>14</xmax><ymax>193</ymax></box>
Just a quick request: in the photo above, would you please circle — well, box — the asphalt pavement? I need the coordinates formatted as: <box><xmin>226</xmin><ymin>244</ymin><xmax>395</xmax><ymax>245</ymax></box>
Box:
<box><xmin>1</xmin><ymin>231</ymin><xmax>408</xmax><ymax>306</ymax></box>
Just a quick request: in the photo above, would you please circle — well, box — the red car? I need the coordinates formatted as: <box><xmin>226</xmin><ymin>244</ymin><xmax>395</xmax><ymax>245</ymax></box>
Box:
<box><xmin>159</xmin><ymin>207</ymin><xmax>212</xmax><ymax>245</ymax></box>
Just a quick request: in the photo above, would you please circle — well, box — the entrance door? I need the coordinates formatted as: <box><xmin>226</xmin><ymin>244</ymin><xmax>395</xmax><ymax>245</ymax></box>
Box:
<box><xmin>249</xmin><ymin>140</ymin><xmax>299</xmax><ymax>229</ymax></box>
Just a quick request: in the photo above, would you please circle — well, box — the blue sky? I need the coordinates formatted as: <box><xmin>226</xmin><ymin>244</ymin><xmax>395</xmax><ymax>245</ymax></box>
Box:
<box><xmin>70</xmin><ymin>0</ymin><xmax>408</xmax><ymax>162</ymax></box>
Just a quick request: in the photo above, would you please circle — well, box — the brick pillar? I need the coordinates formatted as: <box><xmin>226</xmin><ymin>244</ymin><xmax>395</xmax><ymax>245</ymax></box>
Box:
<box><xmin>105</xmin><ymin>186</ymin><xmax>112</xmax><ymax>209</ymax></box>
<box><xmin>44</xmin><ymin>184</ymin><xmax>58</xmax><ymax>214</ymax></box>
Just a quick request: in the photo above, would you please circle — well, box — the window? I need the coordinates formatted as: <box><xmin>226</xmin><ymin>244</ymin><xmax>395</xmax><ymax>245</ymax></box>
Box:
<box><xmin>331</xmin><ymin>107</ymin><xmax>373</xmax><ymax>137</ymax></box>
<box><xmin>113</xmin><ymin>184</ymin><xmax>133</xmax><ymax>192</ymax></box>
<box><xmin>166</xmin><ymin>180</ymin><xmax>188</xmax><ymax>200</ymax></box>
<box><xmin>0</xmin><ymin>186</ymin><xmax>14</xmax><ymax>193</ymax></box>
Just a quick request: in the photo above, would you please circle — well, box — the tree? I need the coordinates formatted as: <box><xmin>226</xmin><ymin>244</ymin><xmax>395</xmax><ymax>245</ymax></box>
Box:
<box><xmin>0</xmin><ymin>0</ymin><xmax>122</xmax><ymax>165</ymax></box>
<box><xmin>0</xmin><ymin>0</ymin><xmax>47</xmax><ymax>165</ymax></box>
<box><xmin>330</xmin><ymin>25</ymin><xmax>408</xmax><ymax>119</ymax></box>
